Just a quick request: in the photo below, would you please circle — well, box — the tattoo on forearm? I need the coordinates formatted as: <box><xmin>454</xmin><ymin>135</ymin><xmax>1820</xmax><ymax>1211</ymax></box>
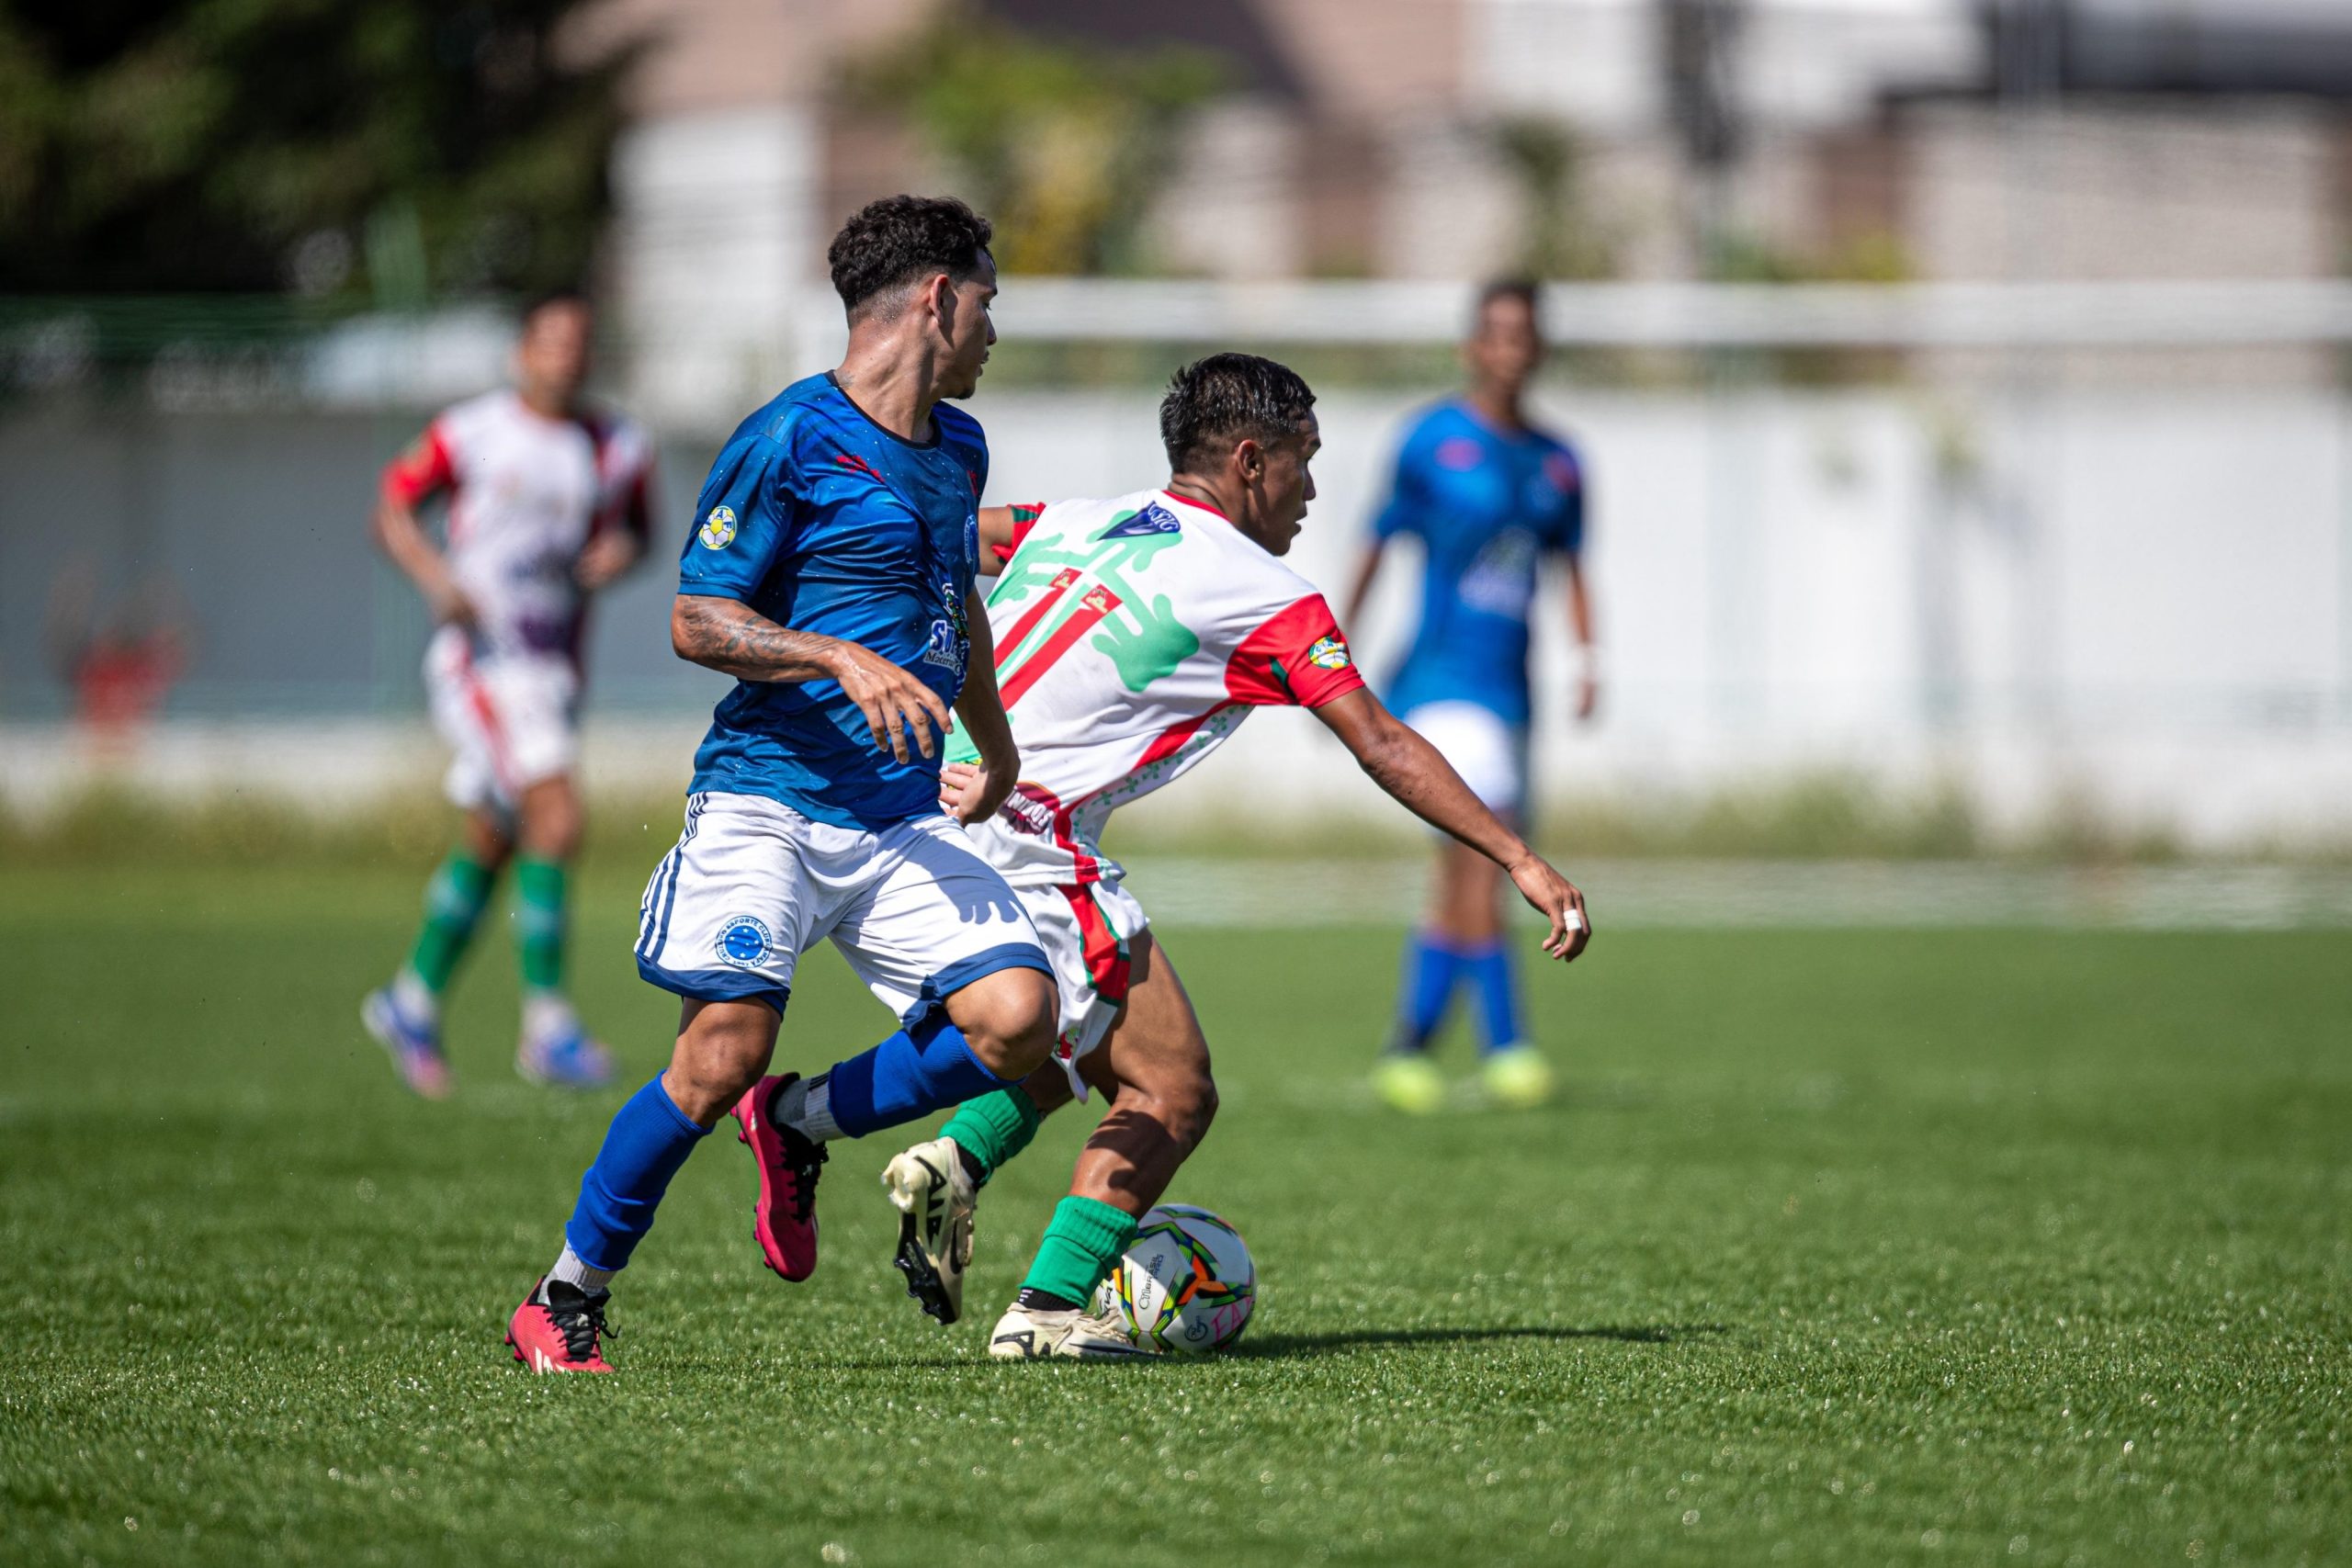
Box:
<box><xmin>673</xmin><ymin>596</ymin><xmax>836</xmax><ymax>682</ymax></box>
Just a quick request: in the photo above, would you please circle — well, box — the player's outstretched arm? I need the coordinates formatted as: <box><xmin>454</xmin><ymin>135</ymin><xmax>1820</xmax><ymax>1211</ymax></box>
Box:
<box><xmin>976</xmin><ymin>505</ymin><xmax>1018</xmax><ymax>562</ymax></box>
<box><xmin>941</xmin><ymin>588</ymin><xmax>1019</xmax><ymax>826</ymax></box>
<box><xmin>372</xmin><ymin>493</ymin><xmax>475</xmax><ymax>627</ymax></box>
<box><xmin>1311</xmin><ymin>688</ymin><xmax>1591</xmax><ymax>961</ymax></box>
<box><xmin>1565</xmin><ymin>555</ymin><xmax>1599</xmax><ymax>723</ymax></box>
<box><xmin>672</xmin><ymin>594</ymin><xmax>952</xmax><ymax>763</ymax></box>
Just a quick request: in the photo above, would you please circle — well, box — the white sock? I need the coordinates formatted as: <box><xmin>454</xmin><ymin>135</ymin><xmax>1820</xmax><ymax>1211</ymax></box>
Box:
<box><xmin>543</xmin><ymin>1243</ymin><xmax>615</xmax><ymax>1297</ymax></box>
<box><xmin>522</xmin><ymin>988</ymin><xmax>574</xmax><ymax>1043</ymax></box>
<box><xmin>774</xmin><ymin>1073</ymin><xmax>843</xmax><ymax>1142</ymax></box>
<box><xmin>390</xmin><ymin>967</ymin><xmax>437</xmax><ymax>1026</ymax></box>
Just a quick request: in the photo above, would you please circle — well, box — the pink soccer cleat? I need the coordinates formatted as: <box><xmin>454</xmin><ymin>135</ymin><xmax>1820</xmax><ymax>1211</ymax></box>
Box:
<box><xmin>731</xmin><ymin>1073</ymin><xmax>827</xmax><ymax>1281</ymax></box>
<box><xmin>505</xmin><ymin>1278</ymin><xmax>616</xmax><ymax>1374</ymax></box>
<box><xmin>362</xmin><ymin>986</ymin><xmax>453</xmax><ymax>1100</ymax></box>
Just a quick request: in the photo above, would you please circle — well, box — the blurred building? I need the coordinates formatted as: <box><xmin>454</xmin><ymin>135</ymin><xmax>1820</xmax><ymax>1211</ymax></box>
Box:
<box><xmin>583</xmin><ymin>0</ymin><xmax>2352</xmax><ymax>416</ymax></box>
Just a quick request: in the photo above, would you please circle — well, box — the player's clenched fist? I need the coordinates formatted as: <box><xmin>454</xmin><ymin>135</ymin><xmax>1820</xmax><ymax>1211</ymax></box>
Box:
<box><xmin>827</xmin><ymin>641</ymin><xmax>953</xmax><ymax>763</ymax></box>
<box><xmin>1506</xmin><ymin>853</ymin><xmax>1591</xmax><ymax>961</ymax></box>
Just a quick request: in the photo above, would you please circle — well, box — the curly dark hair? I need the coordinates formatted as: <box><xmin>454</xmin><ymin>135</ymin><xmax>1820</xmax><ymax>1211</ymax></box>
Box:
<box><xmin>1474</xmin><ymin>276</ymin><xmax>1542</xmax><ymax>330</ymax></box>
<box><xmin>827</xmin><ymin>195</ymin><xmax>995</xmax><ymax>317</ymax></box>
<box><xmin>1159</xmin><ymin>353</ymin><xmax>1317</xmax><ymax>473</ymax></box>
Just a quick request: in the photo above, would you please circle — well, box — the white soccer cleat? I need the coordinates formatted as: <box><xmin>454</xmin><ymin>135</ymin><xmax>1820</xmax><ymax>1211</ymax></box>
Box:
<box><xmin>987</xmin><ymin>1302</ymin><xmax>1149</xmax><ymax>1360</ymax></box>
<box><xmin>882</xmin><ymin>1136</ymin><xmax>977</xmax><ymax>1325</ymax></box>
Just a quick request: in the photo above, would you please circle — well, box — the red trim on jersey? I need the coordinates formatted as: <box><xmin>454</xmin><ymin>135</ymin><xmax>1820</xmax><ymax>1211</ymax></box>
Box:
<box><xmin>999</xmin><ymin>581</ymin><xmax>1124</xmax><ymax>707</ymax></box>
<box><xmin>996</xmin><ymin>567</ymin><xmax>1082</xmax><ymax>661</ymax></box>
<box><xmin>1225</xmin><ymin>593</ymin><xmax>1365</xmax><ymax>708</ymax></box>
<box><xmin>989</xmin><ymin>502</ymin><xmax>1049</xmax><ymax>567</ymax></box>
<box><xmin>382</xmin><ymin>423</ymin><xmax>456</xmax><ymax>507</ymax></box>
<box><xmin>1133</xmin><ymin>704</ymin><xmax>1230</xmax><ymax>775</ymax></box>
<box><xmin>1059</xmin><ymin>886</ymin><xmax>1132</xmax><ymax>1003</ymax></box>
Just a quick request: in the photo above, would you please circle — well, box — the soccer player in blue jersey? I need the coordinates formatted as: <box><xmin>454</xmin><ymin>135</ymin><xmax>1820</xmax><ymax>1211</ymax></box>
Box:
<box><xmin>505</xmin><ymin>196</ymin><xmax>1059</xmax><ymax>1373</ymax></box>
<box><xmin>1343</xmin><ymin>278</ymin><xmax>1599</xmax><ymax>1113</ymax></box>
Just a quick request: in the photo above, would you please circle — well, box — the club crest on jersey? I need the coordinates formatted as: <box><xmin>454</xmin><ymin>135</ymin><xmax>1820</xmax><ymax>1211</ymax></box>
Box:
<box><xmin>1097</xmin><ymin>502</ymin><xmax>1181</xmax><ymax>541</ymax></box>
<box><xmin>714</xmin><ymin>914</ymin><xmax>772</xmax><ymax>968</ymax></box>
<box><xmin>698</xmin><ymin>505</ymin><xmax>738</xmax><ymax>549</ymax></box>
<box><xmin>1307</xmin><ymin>635</ymin><xmax>1352</xmax><ymax>671</ymax></box>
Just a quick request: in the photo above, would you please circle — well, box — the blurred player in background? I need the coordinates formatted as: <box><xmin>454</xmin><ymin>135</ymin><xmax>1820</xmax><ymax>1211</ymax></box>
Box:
<box><xmin>360</xmin><ymin>291</ymin><xmax>656</xmax><ymax>1098</ymax></box>
<box><xmin>1343</xmin><ymin>278</ymin><xmax>1598</xmax><ymax>1114</ymax></box>
<box><xmin>879</xmin><ymin>353</ymin><xmax>1592</xmax><ymax>1359</ymax></box>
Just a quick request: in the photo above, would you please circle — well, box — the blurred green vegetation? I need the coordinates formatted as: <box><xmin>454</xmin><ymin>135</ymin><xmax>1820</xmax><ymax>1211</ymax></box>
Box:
<box><xmin>0</xmin><ymin>0</ymin><xmax>638</xmax><ymax>299</ymax></box>
<box><xmin>842</xmin><ymin>4</ymin><xmax>1225</xmax><ymax>276</ymax></box>
<box><xmin>8</xmin><ymin>770</ymin><xmax>2339</xmax><ymax>870</ymax></box>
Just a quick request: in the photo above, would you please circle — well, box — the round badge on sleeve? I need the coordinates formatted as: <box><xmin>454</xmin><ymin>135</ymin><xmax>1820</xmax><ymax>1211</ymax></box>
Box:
<box><xmin>699</xmin><ymin>505</ymin><xmax>738</xmax><ymax>549</ymax></box>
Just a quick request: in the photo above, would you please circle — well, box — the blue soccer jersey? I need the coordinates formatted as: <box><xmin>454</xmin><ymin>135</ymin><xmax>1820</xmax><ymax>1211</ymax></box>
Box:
<box><xmin>1374</xmin><ymin>400</ymin><xmax>1585</xmax><ymax>727</ymax></box>
<box><xmin>679</xmin><ymin>373</ymin><xmax>988</xmax><ymax>829</ymax></box>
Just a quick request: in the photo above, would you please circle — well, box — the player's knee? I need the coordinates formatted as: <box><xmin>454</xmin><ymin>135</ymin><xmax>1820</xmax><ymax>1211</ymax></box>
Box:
<box><xmin>665</xmin><ymin>1003</ymin><xmax>777</xmax><ymax>1123</ymax></box>
<box><xmin>1158</xmin><ymin>1070</ymin><xmax>1217</xmax><ymax>1154</ymax></box>
<box><xmin>518</xmin><ymin>780</ymin><xmax>583</xmax><ymax>859</ymax></box>
<box><xmin>949</xmin><ymin>968</ymin><xmax>1057</xmax><ymax>1080</ymax></box>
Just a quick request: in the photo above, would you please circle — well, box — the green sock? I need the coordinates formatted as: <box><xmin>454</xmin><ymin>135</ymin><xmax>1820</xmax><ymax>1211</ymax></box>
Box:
<box><xmin>940</xmin><ymin>1084</ymin><xmax>1043</xmax><ymax>1185</ymax></box>
<box><xmin>406</xmin><ymin>850</ymin><xmax>494</xmax><ymax>994</ymax></box>
<box><xmin>513</xmin><ymin>855</ymin><xmax>568</xmax><ymax>991</ymax></box>
<box><xmin>1020</xmin><ymin>1194</ymin><xmax>1138</xmax><ymax>1306</ymax></box>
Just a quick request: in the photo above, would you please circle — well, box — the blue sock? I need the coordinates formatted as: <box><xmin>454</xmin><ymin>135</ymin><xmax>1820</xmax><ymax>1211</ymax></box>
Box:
<box><xmin>563</xmin><ymin>1076</ymin><xmax>709</xmax><ymax>1272</ymax></box>
<box><xmin>1391</xmin><ymin>931</ymin><xmax>1464</xmax><ymax>1054</ymax></box>
<box><xmin>822</xmin><ymin>1010</ymin><xmax>1018</xmax><ymax>1139</ymax></box>
<box><xmin>1461</xmin><ymin>939</ymin><xmax>1523</xmax><ymax>1055</ymax></box>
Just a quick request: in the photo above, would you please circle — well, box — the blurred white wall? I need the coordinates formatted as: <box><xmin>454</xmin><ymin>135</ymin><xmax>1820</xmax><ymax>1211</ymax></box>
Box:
<box><xmin>6</xmin><ymin>380</ymin><xmax>2348</xmax><ymax>849</ymax></box>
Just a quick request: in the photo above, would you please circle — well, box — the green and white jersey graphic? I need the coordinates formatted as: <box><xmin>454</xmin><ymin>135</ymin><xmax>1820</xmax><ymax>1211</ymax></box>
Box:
<box><xmin>955</xmin><ymin>489</ymin><xmax>1363</xmax><ymax>889</ymax></box>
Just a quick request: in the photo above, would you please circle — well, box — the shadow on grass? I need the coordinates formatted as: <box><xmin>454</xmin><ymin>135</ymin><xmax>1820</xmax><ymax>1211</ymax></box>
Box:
<box><xmin>816</xmin><ymin>1325</ymin><xmax>1730</xmax><ymax>1371</ymax></box>
<box><xmin>1229</xmin><ymin>1323</ymin><xmax>1729</xmax><ymax>1359</ymax></box>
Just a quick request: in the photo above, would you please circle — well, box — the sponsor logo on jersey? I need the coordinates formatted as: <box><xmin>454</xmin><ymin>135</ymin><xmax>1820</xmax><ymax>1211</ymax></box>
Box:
<box><xmin>1098</xmin><ymin>502</ymin><xmax>1181</xmax><ymax>540</ymax></box>
<box><xmin>832</xmin><ymin>452</ymin><xmax>882</xmax><ymax>480</ymax></box>
<box><xmin>715</xmin><ymin>914</ymin><xmax>773</xmax><ymax>968</ymax></box>
<box><xmin>922</xmin><ymin>575</ymin><xmax>969</xmax><ymax>675</ymax></box>
<box><xmin>1000</xmin><ymin>784</ymin><xmax>1058</xmax><ymax>838</ymax></box>
<box><xmin>1459</xmin><ymin>529</ymin><xmax>1540</xmax><ymax>618</ymax></box>
<box><xmin>698</xmin><ymin>505</ymin><xmax>738</xmax><ymax>549</ymax></box>
<box><xmin>1307</xmin><ymin>635</ymin><xmax>1352</xmax><ymax>671</ymax></box>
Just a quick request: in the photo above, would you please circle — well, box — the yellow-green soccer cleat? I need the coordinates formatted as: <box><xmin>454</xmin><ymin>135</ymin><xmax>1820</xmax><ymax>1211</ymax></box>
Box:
<box><xmin>1372</xmin><ymin>1052</ymin><xmax>1447</xmax><ymax>1115</ymax></box>
<box><xmin>1482</xmin><ymin>1044</ymin><xmax>1556</xmax><ymax>1110</ymax></box>
<box><xmin>881</xmin><ymin>1135</ymin><xmax>976</xmax><ymax>1325</ymax></box>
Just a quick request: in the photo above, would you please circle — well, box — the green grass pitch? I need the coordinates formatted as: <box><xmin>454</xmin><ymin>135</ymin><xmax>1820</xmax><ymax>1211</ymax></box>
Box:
<box><xmin>3</xmin><ymin>863</ymin><xmax>2346</xmax><ymax>1566</ymax></box>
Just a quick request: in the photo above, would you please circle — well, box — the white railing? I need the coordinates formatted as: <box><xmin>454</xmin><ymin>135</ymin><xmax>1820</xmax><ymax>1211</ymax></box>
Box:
<box><xmin>975</xmin><ymin>276</ymin><xmax>2352</xmax><ymax>348</ymax></box>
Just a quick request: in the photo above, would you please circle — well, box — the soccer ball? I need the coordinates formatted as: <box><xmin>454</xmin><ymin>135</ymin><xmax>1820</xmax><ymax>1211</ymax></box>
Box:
<box><xmin>1091</xmin><ymin>1203</ymin><xmax>1255</xmax><ymax>1354</ymax></box>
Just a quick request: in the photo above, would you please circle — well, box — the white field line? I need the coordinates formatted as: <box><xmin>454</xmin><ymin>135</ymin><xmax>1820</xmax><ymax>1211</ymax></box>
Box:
<box><xmin>1119</xmin><ymin>858</ymin><xmax>2352</xmax><ymax>931</ymax></box>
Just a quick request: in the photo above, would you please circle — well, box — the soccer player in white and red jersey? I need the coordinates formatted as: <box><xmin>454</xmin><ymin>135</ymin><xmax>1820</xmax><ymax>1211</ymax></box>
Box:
<box><xmin>360</xmin><ymin>291</ymin><xmax>657</xmax><ymax>1097</ymax></box>
<box><xmin>875</xmin><ymin>354</ymin><xmax>1596</xmax><ymax>1359</ymax></box>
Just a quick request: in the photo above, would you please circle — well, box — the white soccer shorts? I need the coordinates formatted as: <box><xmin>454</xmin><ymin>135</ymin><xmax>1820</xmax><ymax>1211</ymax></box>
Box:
<box><xmin>1016</xmin><ymin>878</ymin><xmax>1151</xmax><ymax>1100</ymax></box>
<box><xmin>424</xmin><ymin>627</ymin><xmax>579</xmax><ymax>815</ymax></box>
<box><xmin>1400</xmin><ymin>700</ymin><xmax>1529</xmax><ymax>817</ymax></box>
<box><xmin>634</xmin><ymin>791</ymin><xmax>1050</xmax><ymax>1021</ymax></box>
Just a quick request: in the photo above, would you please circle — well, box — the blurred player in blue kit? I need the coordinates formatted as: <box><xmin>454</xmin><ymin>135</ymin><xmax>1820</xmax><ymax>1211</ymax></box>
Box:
<box><xmin>504</xmin><ymin>196</ymin><xmax>1059</xmax><ymax>1374</ymax></box>
<box><xmin>1343</xmin><ymin>279</ymin><xmax>1599</xmax><ymax>1112</ymax></box>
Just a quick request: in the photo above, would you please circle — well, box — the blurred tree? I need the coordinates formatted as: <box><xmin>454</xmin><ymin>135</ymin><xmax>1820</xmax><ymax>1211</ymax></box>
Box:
<box><xmin>1489</xmin><ymin>115</ymin><xmax>1617</xmax><ymax>281</ymax></box>
<box><xmin>846</xmin><ymin>5</ymin><xmax>1224</xmax><ymax>276</ymax></box>
<box><xmin>0</xmin><ymin>0</ymin><xmax>639</xmax><ymax>297</ymax></box>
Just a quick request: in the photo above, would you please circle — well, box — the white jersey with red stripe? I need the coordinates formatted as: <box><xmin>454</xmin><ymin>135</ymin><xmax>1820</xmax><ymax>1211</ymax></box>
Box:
<box><xmin>383</xmin><ymin>389</ymin><xmax>655</xmax><ymax>663</ymax></box>
<box><xmin>955</xmin><ymin>488</ymin><xmax>1365</xmax><ymax>888</ymax></box>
